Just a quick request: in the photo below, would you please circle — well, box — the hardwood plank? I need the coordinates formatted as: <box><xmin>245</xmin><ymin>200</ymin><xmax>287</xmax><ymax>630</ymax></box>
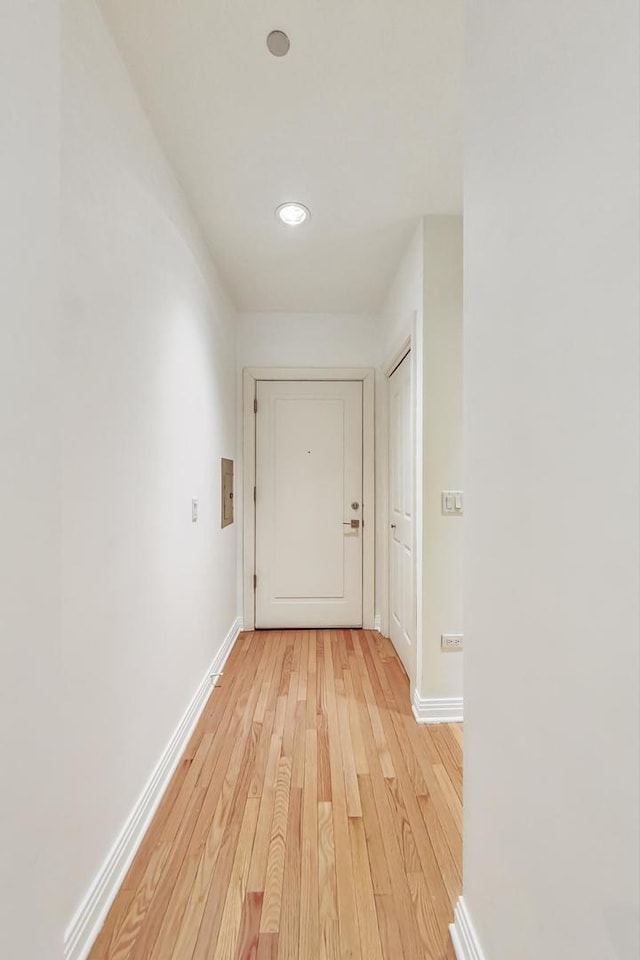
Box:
<box><xmin>354</xmin><ymin>638</ymin><xmax>454</xmax><ymax>941</ymax></box>
<box><xmin>107</xmin><ymin>841</ymin><xmax>173</xmax><ymax>960</ymax></box>
<box><xmin>281</xmin><ymin>666</ymin><xmax>300</xmax><ymax>761</ymax></box>
<box><xmin>282</xmin><ymin>656</ymin><xmax>300</xmax><ymax>761</ymax></box>
<box><xmin>247</xmin><ymin>733</ymin><xmax>283</xmax><ymax>893</ymax></box>
<box><xmin>118</xmin><ymin>754</ymin><xmax>197</xmax><ymax>896</ymax></box>
<box><xmin>348</xmin><ymin>817</ymin><xmax>384</xmax><ymax>960</ymax></box>
<box><xmin>127</xmin><ymin>784</ymin><xmax>207</xmax><ymax>960</ymax></box>
<box><xmin>250</xmin><ymin>637</ymin><xmax>286</xmax><ymax>797</ymax></box>
<box><xmin>383</xmin><ymin>776</ymin><xmax>421</xmax><ymax>874</ymax></box>
<box><xmin>290</xmin><ymin>700</ymin><xmax>307</xmax><ymax>792</ymax></box>
<box><xmin>106</xmin><ymin>731</ymin><xmax>216</xmax><ymax>958</ymax></box>
<box><xmin>428</xmin><ymin>725</ymin><xmax>463</xmax><ymax>801</ymax></box>
<box><xmin>260</xmin><ymin>756</ymin><xmax>292</xmax><ymax>933</ymax></box>
<box><xmin>306</xmin><ymin>630</ymin><xmax>318</xmax><ymax>731</ymax></box>
<box><xmin>335</xmin><ymin>674</ymin><xmax>361</xmax><ymax>817</ymax></box>
<box><xmin>315</xmin><ymin>638</ymin><xmax>332</xmax><ymax>803</ymax></box>
<box><xmin>343</xmin><ymin>661</ymin><xmax>369</xmax><ymax>775</ymax></box>
<box><xmin>317</xmin><ymin>802</ymin><xmax>339</xmax><ymax>960</ymax></box>
<box><xmin>135</xmin><ymin>712</ymin><xmax>259</xmax><ymax>959</ymax></box>
<box><xmin>90</xmin><ymin>888</ymin><xmax>136</xmax><ymax>960</ymax></box>
<box><xmin>408</xmin><ymin>871</ymin><xmax>448</xmax><ymax>959</ymax></box>
<box><xmin>349</xmin><ymin>659</ymin><xmax>427</xmax><ymax>960</ymax></box>
<box><xmin>350</xmin><ymin>634</ymin><xmax>395</xmax><ymax>778</ymax></box>
<box><xmin>276</xmin><ymin>787</ymin><xmax>302</xmax><ymax>960</ymax></box>
<box><xmin>163</xmin><ymin>733</ymin><xmax>256</xmax><ymax>960</ymax></box>
<box><xmin>234</xmin><ymin>892</ymin><xmax>263</xmax><ymax>960</ymax></box>
<box><xmin>297</xmin><ymin>631</ymin><xmax>308</xmax><ymax>703</ymax></box>
<box><xmin>433</xmin><ymin>762</ymin><xmax>463</xmax><ymax>834</ymax></box>
<box><xmin>395</xmin><ymin>713</ymin><xmax>463</xmax><ymax>867</ymax></box>
<box><xmin>273</xmin><ymin>695</ymin><xmax>287</xmax><ymax>740</ymax></box>
<box><xmin>336</xmin><ymin>629</ymin><xmax>351</xmax><ymax>673</ymax></box>
<box><xmin>299</xmin><ymin>729</ymin><xmax>319</xmax><ymax>960</ymax></box>
<box><xmin>257</xmin><ymin>933</ymin><xmax>279</xmax><ymax>960</ymax></box>
<box><xmin>357</xmin><ymin>774</ymin><xmax>391</xmax><ymax>896</ymax></box>
<box><xmin>212</xmin><ymin>798</ymin><xmax>261</xmax><ymax>960</ymax></box>
<box><xmin>374</xmin><ymin>894</ymin><xmax>406</xmax><ymax>960</ymax></box>
<box><xmin>416</xmin><ymin>793</ymin><xmax>462</xmax><ymax>908</ymax></box>
<box><xmin>278</xmin><ymin>636</ymin><xmax>294</xmax><ymax>696</ymax></box>
<box><xmin>373</xmin><ymin>645</ymin><xmax>428</xmax><ymax>796</ymax></box>
<box><xmin>450</xmin><ymin>723</ymin><xmax>464</xmax><ymax>750</ymax></box>
<box><xmin>150</xmin><ymin>647</ymin><xmax>271</xmax><ymax>960</ymax></box>
<box><xmin>323</xmin><ymin>632</ymin><xmax>361</xmax><ymax>960</ymax></box>
<box><xmin>376</xmin><ymin>894</ymin><xmax>413</xmax><ymax>960</ymax></box>
<box><xmin>117</xmin><ymin>757</ymin><xmax>190</xmax><ymax>895</ymax></box>
<box><xmin>189</xmin><ymin>726</ymin><xmax>263</xmax><ymax>960</ymax></box>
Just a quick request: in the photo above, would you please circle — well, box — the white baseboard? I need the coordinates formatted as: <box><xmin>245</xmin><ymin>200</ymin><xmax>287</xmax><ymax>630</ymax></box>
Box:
<box><xmin>373</xmin><ymin>614</ymin><xmax>382</xmax><ymax>632</ymax></box>
<box><xmin>412</xmin><ymin>688</ymin><xmax>464</xmax><ymax>723</ymax></box>
<box><xmin>64</xmin><ymin>616</ymin><xmax>244</xmax><ymax>960</ymax></box>
<box><xmin>450</xmin><ymin>897</ymin><xmax>487</xmax><ymax>960</ymax></box>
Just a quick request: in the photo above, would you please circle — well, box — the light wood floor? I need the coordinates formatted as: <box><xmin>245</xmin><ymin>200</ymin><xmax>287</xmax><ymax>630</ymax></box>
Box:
<box><xmin>90</xmin><ymin>630</ymin><xmax>462</xmax><ymax>960</ymax></box>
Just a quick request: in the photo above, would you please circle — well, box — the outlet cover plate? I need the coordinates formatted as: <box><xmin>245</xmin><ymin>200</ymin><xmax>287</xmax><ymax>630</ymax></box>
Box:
<box><xmin>441</xmin><ymin>633</ymin><xmax>463</xmax><ymax>651</ymax></box>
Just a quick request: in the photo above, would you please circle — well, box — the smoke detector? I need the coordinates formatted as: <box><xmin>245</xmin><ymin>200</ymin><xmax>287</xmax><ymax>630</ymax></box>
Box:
<box><xmin>267</xmin><ymin>30</ymin><xmax>290</xmax><ymax>57</ymax></box>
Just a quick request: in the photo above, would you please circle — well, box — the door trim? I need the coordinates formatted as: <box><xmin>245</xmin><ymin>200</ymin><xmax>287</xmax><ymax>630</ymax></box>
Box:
<box><xmin>242</xmin><ymin>367</ymin><xmax>375</xmax><ymax>631</ymax></box>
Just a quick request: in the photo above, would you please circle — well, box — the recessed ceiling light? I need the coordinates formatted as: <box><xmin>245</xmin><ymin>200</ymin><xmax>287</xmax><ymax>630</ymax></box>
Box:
<box><xmin>276</xmin><ymin>202</ymin><xmax>310</xmax><ymax>226</ymax></box>
<box><xmin>267</xmin><ymin>30</ymin><xmax>290</xmax><ymax>57</ymax></box>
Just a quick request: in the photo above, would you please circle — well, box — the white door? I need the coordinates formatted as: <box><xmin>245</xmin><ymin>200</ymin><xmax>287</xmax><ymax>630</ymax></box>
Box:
<box><xmin>389</xmin><ymin>353</ymin><xmax>414</xmax><ymax>677</ymax></box>
<box><xmin>255</xmin><ymin>380</ymin><xmax>363</xmax><ymax>628</ymax></box>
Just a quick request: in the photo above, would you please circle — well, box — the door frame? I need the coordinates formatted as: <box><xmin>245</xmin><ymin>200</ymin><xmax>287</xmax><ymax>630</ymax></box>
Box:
<box><xmin>242</xmin><ymin>367</ymin><xmax>376</xmax><ymax>631</ymax></box>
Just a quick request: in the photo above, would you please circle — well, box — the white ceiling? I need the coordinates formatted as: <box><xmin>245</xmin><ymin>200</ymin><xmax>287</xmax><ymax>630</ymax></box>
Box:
<box><xmin>98</xmin><ymin>0</ymin><xmax>462</xmax><ymax>313</ymax></box>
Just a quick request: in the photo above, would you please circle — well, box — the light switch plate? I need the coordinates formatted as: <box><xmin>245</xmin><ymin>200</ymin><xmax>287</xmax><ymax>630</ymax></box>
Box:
<box><xmin>441</xmin><ymin>490</ymin><xmax>463</xmax><ymax>515</ymax></box>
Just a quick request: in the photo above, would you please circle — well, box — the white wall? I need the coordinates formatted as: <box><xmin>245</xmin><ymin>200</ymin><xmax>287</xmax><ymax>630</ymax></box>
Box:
<box><xmin>463</xmin><ymin>1</ymin><xmax>639</xmax><ymax>958</ymax></box>
<box><xmin>238</xmin><ymin>312</ymin><xmax>379</xmax><ymax>369</ymax></box>
<box><xmin>61</xmin><ymin>0</ymin><xmax>238</xmax><ymax>932</ymax></box>
<box><xmin>421</xmin><ymin>216</ymin><xmax>463</xmax><ymax>701</ymax></box>
<box><xmin>0</xmin><ymin>3</ymin><xmax>63</xmax><ymax>957</ymax></box>
<box><xmin>379</xmin><ymin>223</ymin><xmax>424</xmax><ymax>362</ymax></box>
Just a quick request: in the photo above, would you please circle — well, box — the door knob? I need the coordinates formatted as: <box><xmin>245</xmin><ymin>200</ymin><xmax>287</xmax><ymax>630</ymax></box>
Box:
<box><xmin>390</xmin><ymin>523</ymin><xmax>397</xmax><ymax>529</ymax></box>
<box><xmin>343</xmin><ymin>519</ymin><xmax>360</xmax><ymax>529</ymax></box>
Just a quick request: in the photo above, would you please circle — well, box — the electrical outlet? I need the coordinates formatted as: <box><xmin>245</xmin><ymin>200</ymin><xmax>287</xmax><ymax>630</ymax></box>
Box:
<box><xmin>192</xmin><ymin>498</ymin><xmax>199</xmax><ymax>522</ymax></box>
<box><xmin>441</xmin><ymin>633</ymin><xmax>463</xmax><ymax>651</ymax></box>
